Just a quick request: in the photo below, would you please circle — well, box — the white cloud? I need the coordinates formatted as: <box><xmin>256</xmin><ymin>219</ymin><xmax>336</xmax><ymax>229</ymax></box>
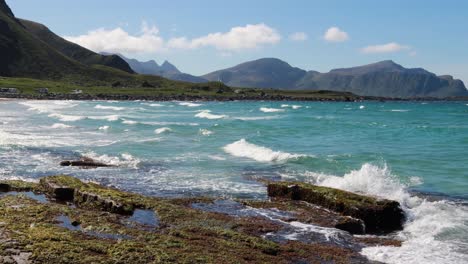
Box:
<box><xmin>361</xmin><ymin>42</ymin><xmax>410</xmax><ymax>54</ymax></box>
<box><xmin>167</xmin><ymin>23</ymin><xmax>281</xmax><ymax>51</ymax></box>
<box><xmin>289</xmin><ymin>32</ymin><xmax>308</xmax><ymax>41</ymax></box>
<box><xmin>64</xmin><ymin>22</ymin><xmax>165</xmax><ymax>54</ymax></box>
<box><xmin>323</xmin><ymin>27</ymin><xmax>349</xmax><ymax>42</ymax></box>
<box><xmin>65</xmin><ymin>23</ymin><xmax>280</xmax><ymax>54</ymax></box>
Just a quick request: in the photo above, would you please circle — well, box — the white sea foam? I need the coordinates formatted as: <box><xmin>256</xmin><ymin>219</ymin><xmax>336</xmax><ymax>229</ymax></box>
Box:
<box><xmin>300</xmin><ymin>164</ymin><xmax>468</xmax><ymax>264</ymax></box>
<box><xmin>154</xmin><ymin>127</ymin><xmax>172</xmax><ymax>134</ymax></box>
<box><xmin>199</xmin><ymin>129</ymin><xmax>213</xmax><ymax>136</ymax></box>
<box><xmin>281</xmin><ymin>104</ymin><xmax>302</xmax><ymax>109</ymax></box>
<box><xmin>122</xmin><ymin>120</ymin><xmax>138</xmax><ymax>125</ymax></box>
<box><xmin>223</xmin><ymin>139</ymin><xmax>307</xmax><ymax>163</ymax></box>
<box><xmin>88</xmin><ymin>115</ymin><xmax>119</xmax><ymax>121</ymax></box>
<box><xmin>48</xmin><ymin>113</ymin><xmax>85</xmax><ymax>122</ymax></box>
<box><xmin>390</xmin><ymin>109</ymin><xmax>410</xmax><ymax>112</ymax></box>
<box><xmin>20</xmin><ymin>101</ymin><xmax>77</xmax><ymax>113</ymax></box>
<box><xmin>260</xmin><ymin>107</ymin><xmax>285</xmax><ymax>113</ymax></box>
<box><xmin>179</xmin><ymin>102</ymin><xmax>202</xmax><ymax>107</ymax></box>
<box><xmin>195</xmin><ymin>110</ymin><xmax>228</xmax><ymax>119</ymax></box>
<box><xmin>234</xmin><ymin>116</ymin><xmax>280</xmax><ymax>121</ymax></box>
<box><xmin>359</xmin><ymin>105</ymin><xmax>366</xmax><ymax>109</ymax></box>
<box><xmin>98</xmin><ymin>126</ymin><xmax>110</xmax><ymax>130</ymax></box>
<box><xmin>51</xmin><ymin>123</ymin><xmax>73</xmax><ymax>129</ymax></box>
<box><xmin>81</xmin><ymin>151</ymin><xmax>140</xmax><ymax>169</ymax></box>
<box><xmin>95</xmin><ymin>104</ymin><xmax>125</xmax><ymax>111</ymax></box>
<box><xmin>142</xmin><ymin>103</ymin><xmax>163</xmax><ymax>107</ymax></box>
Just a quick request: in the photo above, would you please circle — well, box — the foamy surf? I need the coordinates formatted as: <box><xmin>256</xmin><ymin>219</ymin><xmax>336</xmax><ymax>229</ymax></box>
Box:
<box><xmin>195</xmin><ymin>110</ymin><xmax>228</xmax><ymax>119</ymax></box>
<box><xmin>81</xmin><ymin>151</ymin><xmax>140</xmax><ymax>169</ymax></box>
<box><xmin>300</xmin><ymin>163</ymin><xmax>468</xmax><ymax>264</ymax></box>
<box><xmin>223</xmin><ymin>139</ymin><xmax>308</xmax><ymax>163</ymax></box>
<box><xmin>155</xmin><ymin>127</ymin><xmax>172</xmax><ymax>134</ymax></box>
<box><xmin>94</xmin><ymin>104</ymin><xmax>125</xmax><ymax>111</ymax></box>
<box><xmin>51</xmin><ymin>123</ymin><xmax>73</xmax><ymax>129</ymax></box>
<box><xmin>260</xmin><ymin>107</ymin><xmax>285</xmax><ymax>113</ymax></box>
<box><xmin>48</xmin><ymin>113</ymin><xmax>85</xmax><ymax>122</ymax></box>
<box><xmin>179</xmin><ymin>102</ymin><xmax>202</xmax><ymax>107</ymax></box>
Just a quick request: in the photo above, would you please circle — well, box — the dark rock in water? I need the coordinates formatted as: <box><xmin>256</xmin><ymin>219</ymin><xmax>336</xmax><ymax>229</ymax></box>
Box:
<box><xmin>335</xmin><ymin>217</ymin><xmax>365</xmax><ymax>234</ymax></box>
<box><xmin>267</xmin><ymin>182</ymin><xmax>405</xmax><ymax>234</ymax></box>
<box><xmin>60</xmin><ymin>157</ymin><xmax>113</xmax><ymax>168</ymax></box>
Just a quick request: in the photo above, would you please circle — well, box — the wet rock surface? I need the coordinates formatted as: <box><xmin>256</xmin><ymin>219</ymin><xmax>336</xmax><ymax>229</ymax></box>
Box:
<box><xmin>60</xmin><ymin>157</ymin><xmax>114</xmax><ymax>168</ymax></box>
<box><xmin>268</xmin><ymin>182</ymin><xmax>405</xmax><ymax>234</ymax></box>
<box><xmin>0</xmin><ymin>175</ymin><xmax>401</xmax><ymax>263</ymax></box>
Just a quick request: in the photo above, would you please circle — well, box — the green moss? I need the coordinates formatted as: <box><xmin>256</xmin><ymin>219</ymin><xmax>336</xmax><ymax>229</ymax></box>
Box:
<box><xmin>0</xmin><ymin>180</ymin><xmax>38</xmax><ymax>192</ymax></box>
<box><xmin>0</xmin><ymin>176</ymin><xmax>375</xmax><ymax>263</ymax></box>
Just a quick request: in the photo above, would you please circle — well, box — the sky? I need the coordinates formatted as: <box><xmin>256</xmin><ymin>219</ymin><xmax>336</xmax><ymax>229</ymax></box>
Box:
<box><xmin>7</xmin><ymin>0</ymin><xmax>468</xmax><ymax>83</ymax></box>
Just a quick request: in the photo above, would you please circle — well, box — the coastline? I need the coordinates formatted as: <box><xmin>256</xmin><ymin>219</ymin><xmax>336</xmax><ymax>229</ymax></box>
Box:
<box><xmin>1</xmin><ymin>93</ymin><xmax>467</xmax><ymax>102</ymax></box>
<box><xmin>0</xmin><ymin>175</ymin><xmax>402</xmax><ymax>263</ymax></box>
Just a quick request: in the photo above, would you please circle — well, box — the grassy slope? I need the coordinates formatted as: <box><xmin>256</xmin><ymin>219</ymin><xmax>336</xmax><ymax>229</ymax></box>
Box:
<box><xmin>0</xmin><ymin>76</ymin><xmax>364</xmax><ymax>100</ymax></box>
<box><xmin>19</xmin><ymin>19</ymin><xmax>134</xmax><ymax>74</ymax></box>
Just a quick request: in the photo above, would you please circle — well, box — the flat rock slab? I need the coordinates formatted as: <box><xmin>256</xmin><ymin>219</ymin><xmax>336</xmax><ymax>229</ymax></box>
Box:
<box><xmin>39</xmin><ymin>175</ymin><xmax>134</xmax><ymax>215</ymax></box>
<box><xmin>267</xmin><ymin>182</ymin><xmax>405</xmax><ymax>234</ymax></box>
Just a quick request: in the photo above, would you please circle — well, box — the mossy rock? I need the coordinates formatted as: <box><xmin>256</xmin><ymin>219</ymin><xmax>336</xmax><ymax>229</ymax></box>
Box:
<box><xmin>0</xmin><ymin>180</ymin><xmax>38</xmax><ymax>192</ymax></box>
<box><xmin>267</xmin><ymin>182</ymin><xmax>405</xmax><ymax>234</ymax></box>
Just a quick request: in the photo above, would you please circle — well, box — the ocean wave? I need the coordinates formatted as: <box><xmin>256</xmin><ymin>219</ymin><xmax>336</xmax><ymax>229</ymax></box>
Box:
<box><xmin>359</xmin><ymin>105</ymin><xmax>366</xmax><ymax>109</ymax></box>
<box><xmin>50</xmin><ymin>123</ymin><xmax>73</xmax><ymax>129</ymax></box>
<box><xmin>48</xmin><ymin>113</ymin><xmax>85</xmax><ymax>122</ymax></box>
<box><xmin>223</xmin><ymin>139</ymin><xmax>307</xmax><ymax>163</ymax></box>
<box><xmin>122</xmin><ymin>120</ymin><xmax>138</xmax><ymax>125</ymax></box>
<box><xmin>300</xmin><ymin>164</ymin><xmax>468</xmax><ymax>264</ymax></box>
<box><xmin>234</xmin><ymin>116</ymin><xmax>280</xmax><ymax>121</ymax></box>
<box><xmin>141</xmin><ymin>103</ymin><xmax>163</xmax><ymax>107</ymax></box>
<box><xmin>155</xmin><ymin>127</ymin><xmax>172</xmax><ymax>134</ymax></box>
<box><xmin>98</xmin><ymin>126</ymin><xmax>110</xmax><ymax>131</ymax></box>
<box><xmin>20</xmin><ymin>101</ymin><xmax>77</xmax><ymax>113</ymax></box>
<box><xmin>81</xmin><ymin>151</ymin><xmax>140</xmax><ymax>169</ymax></box>
<box><xmin>281</xmin><ymin>104</ymin><xmax>302</xmax><ymax>109</ymax></box>
<box><xmin>88</xmin><ymin>115</ymin><xmax>120</xmax><ymax>121</ymax></box>
<box><xmin>179</xmin><ymin>102</ymin><xmax>202</xmax><ymax>107</ymax></box>
<box><xmin>260</xmin><ymin>107</ymin><xmax>285</xmax><ymax>113</ymax></box>
<box><xmin>199</xmin><ymin>129</ymin><xmax>213</xmax><ymax>136</ymax></box>
<box><xmin>195</xmin><ymin>110</ymin><xmax>228</xmax><ymax>119</ymax></box>
<box><xmin>94</xmin><ymin>104</ymin><xmax>126</xmax><ymax>111</ymax></box>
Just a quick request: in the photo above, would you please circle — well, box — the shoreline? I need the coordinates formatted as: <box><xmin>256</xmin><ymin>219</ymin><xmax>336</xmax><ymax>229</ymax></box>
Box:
<box><xmin>1</xmin><ymin>93</ymin><xmax>468</xmax><ymax>102</ymax></box>
<box><xmin>0</xmin><ymin>175</ymin><xmax>403</xmax><ymax>263</ymax></box>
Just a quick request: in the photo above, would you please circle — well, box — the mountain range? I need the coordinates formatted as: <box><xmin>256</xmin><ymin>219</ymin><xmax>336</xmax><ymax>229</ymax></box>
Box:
<box><xmin>202</xmin><ymin>58</ymin><xmax>467</xmax><ymax>98</ymax></box>
<box><xmin>1</xmin><ymin>0</ymin><xmax>466</xmax><ymax>98</ymax></box>
<box><xmin>116</xmin><ymin>55</ymin><xmax>467</xmax><ymax>98</ymax></box>
<box><xmin>100</xmin><ymin>52</ymin><xmax>207</xmax><ymax>83</ymax></box>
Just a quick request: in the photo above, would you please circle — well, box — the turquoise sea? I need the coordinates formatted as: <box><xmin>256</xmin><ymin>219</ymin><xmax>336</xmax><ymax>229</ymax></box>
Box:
<box><xmin>0</xmin><ymin>99</ymin><xmax>467</xmax><ymax>263</ymax></box>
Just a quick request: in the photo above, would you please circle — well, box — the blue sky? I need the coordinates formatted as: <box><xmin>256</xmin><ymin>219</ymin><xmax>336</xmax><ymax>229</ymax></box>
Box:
<box><xmin>7</xmin><ymin>0</ymin><xmax>468</xmax><ymax>83</ymax></box>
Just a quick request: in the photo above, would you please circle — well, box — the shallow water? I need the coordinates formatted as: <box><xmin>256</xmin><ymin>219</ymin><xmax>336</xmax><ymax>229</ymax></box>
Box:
<box><xmin>0</xmin><ymin>99</ymin><xmax>467</xmax><ymax>263</ymax></box>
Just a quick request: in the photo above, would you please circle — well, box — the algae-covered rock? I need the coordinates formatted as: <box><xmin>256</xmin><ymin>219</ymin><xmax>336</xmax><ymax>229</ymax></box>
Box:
<box><xmin>334</xmin><ymin>217</ymin><xmax>365</xmax><ymax>234</ymax></box>
<box><xmin>0</xmin><ymin>180</ymin><xmax>38</xmax><ymax>192</ymax></box>
<box><xmin>267</xmin><ymin>182</ymin><xmax>405</xmax><ymax>234</ymax></box>
<box><xmin>39</xmin><ymin>175</ymin><xmax>134</xmax><ymax>214</ymax></box>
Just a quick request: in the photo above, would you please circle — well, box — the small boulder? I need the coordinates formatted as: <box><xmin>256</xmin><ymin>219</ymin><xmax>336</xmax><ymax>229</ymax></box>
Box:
<box><xmin>335</xmin><ymin>217</ymin><xmax>365</xmax><ymax>234</ymax></box>
<box><xmin>60</xmin><ymin>157</ymin><xmax>113</xmax><ymax>168</ymax></box>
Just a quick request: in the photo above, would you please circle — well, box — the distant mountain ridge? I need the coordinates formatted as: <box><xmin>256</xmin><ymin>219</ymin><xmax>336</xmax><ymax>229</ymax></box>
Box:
<box><xmin>102</xmin><ymin>53</ymin><xmax>207</xmax><ymax>83</ymax></box>
<box><xmin>203</xmin><ymin>58</ymin><xmax>468</xmax><ymax>98</ymax></box>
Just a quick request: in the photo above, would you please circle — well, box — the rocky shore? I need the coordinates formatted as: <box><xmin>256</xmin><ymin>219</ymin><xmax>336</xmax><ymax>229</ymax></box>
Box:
<box><xmin>1</xmin><ymin>91</ymin><xmax>466</xmax><ymax>102</ymax></box>
<box><xmin>0</xmin><ymin>175</ymin><xmax>404</xmax><ymax>263</ymax></box>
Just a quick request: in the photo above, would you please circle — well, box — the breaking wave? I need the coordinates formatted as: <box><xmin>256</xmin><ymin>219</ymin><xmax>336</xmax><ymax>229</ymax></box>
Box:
<box><xmin>300</xmin><ymin>164</ymin><xmax>468</xmax><ymax>264</ymax></box>
<box><xmin>195</xmin><ymin>110</ymin><xmax>228</xmax><ymax>119</ymax></box>
<box><xmin>260</xmin><ymin>107</ymin><xmax>285</xmax><ymax>113</ymax></box>
<box><xmin>223</xmin><ymin>139</ymin><xmax>308</xmax><ymax>163</ymax></box>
